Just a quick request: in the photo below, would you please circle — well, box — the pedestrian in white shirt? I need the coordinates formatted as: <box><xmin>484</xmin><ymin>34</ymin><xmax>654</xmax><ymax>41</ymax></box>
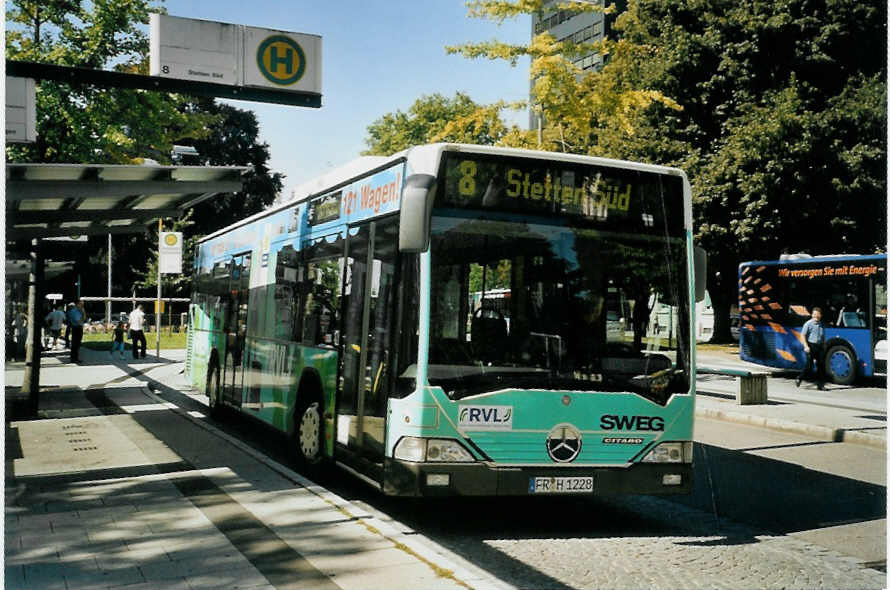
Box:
<box><xmin>128</xmin><ymin>304</ymin><xmax>147</xmax><ymax>359</ymax></box>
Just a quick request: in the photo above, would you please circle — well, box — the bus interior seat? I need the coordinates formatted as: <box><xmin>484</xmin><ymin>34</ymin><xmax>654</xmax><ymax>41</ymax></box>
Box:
<box><xmin>838</xmin><ymin>310</ymin><xmax>866</xmax><ymax>328</ymax></box>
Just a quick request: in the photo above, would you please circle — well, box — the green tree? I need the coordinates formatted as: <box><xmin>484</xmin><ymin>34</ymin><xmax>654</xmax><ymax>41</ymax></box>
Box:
<box><xmin>445</xmin><ymin>1</ymin><xmax>680</xmax><ymax>154</ymax></box>
<box><xmin>363</xmin><ymin>92</ymin><xmax>512</xmax><ymax>156</ymax></box>
<box><xmin>6</xmin><ymin>0</ymin><xmax>215</xmax><ymax>165</ymax></box>
<box><xmin>612</xmin><ymin>0</ymin><xmax>887</xmax><ymax>340</ymax></box>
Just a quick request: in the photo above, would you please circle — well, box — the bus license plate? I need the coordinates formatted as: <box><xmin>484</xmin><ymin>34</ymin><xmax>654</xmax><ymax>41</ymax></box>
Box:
<box><xmin>529</xmin><ymin>476</ymin><xmax>594</xmax><ymax>494</ymax></box>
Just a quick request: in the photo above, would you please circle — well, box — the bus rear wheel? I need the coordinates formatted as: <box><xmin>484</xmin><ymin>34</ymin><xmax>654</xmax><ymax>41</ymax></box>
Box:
<box><xmin>294</xmin><ymin>399</ymin><xmax>323</xmax><ymax>468</ymax></box>
<box><xmin>825</xmin><ymin>344</ymin><xmax>856</xmax><ymax>386</ymax></box>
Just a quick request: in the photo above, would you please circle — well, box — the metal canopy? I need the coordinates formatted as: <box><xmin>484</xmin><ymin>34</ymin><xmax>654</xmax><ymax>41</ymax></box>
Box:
<box><xmin>6</xmin><ymin>259</ymin><xmax>72</xmax><ymax>280</ymax></box>
<box><xmin>6</xmin><ymin>163</ymin><xmax>248</xmax><ymax>240</ymax></box>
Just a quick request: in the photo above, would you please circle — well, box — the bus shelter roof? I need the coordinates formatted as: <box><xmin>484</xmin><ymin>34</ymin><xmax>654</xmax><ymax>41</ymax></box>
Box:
<box><xmin>6</xmin><ymin>162</ymin><xmax>249</xmax><ymax>241</ymax></box>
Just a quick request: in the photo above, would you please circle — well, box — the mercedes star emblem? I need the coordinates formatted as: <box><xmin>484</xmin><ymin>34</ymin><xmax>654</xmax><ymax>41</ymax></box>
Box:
<box><xmin>546</xmin><ymin>423</ymin><xmax>582</xmax><ymax>463</ymax></box>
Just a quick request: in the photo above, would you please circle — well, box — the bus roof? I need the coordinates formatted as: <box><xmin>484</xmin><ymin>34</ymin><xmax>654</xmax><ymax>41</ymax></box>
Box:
<box><xmin>198</xmin><ymin>143</ymin><xmax>691</xmax><ymax>244</ymax></box>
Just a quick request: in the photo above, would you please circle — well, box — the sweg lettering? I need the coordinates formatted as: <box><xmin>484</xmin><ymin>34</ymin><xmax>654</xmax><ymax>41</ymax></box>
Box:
<box><xmin>505</xmin><ymin>168</ymin><xmax>631</xmax><ymax>212</ymax></box>
<box><xmin>343</xmin><ymin>173</ymin><xmax>402</xmax><ymax>216</ymax></box>
<box><xmin>600</xmin><ymin>415</ymin><xmax>665</xmax><ymax>431</ymax></box>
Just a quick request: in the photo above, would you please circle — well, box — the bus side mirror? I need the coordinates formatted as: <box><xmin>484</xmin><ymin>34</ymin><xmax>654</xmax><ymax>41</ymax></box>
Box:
<box><xmin>399</xmin><ymin>174</ymin><xmax>437</xmax><ymax>253</ymax></box>
<box><xmin>694</xmin><ymin>246</ymin><xmax>707</xmax><ymax>303</ymax></box>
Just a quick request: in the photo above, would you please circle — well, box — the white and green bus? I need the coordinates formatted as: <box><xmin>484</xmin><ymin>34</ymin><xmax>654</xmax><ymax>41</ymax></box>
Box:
<box><xmin>187</xmin><ymin>144</ymin><xmax>706</xmax><ymax>496</ymax></box>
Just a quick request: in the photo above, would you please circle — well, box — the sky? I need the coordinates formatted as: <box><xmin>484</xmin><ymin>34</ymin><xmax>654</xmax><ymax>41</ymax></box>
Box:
<box><xmin>161</xmin><ymin>0</ymin><xmax>532</xmax><ymax>201</ymax></box>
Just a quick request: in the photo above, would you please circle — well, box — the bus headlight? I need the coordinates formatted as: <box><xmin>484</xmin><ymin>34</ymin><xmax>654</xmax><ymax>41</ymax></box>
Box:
<box><xmin>393</xmin><ymin>437</ymin><xmax>426</xmax><ymax>462</ymax></box>
<box><xmin>393</xmin><ymin>437</ymin><xmax>475</xmax><ymax>463</ymax></box>
<box><xmin>426</xmin><ymin>439</ymin><xmax>474</xmax><ymax>462</ymax></box>
<box><xmin>642</xmin><ymin>442</ymin><xmax>693</xmax><ymax>463</ymax></box>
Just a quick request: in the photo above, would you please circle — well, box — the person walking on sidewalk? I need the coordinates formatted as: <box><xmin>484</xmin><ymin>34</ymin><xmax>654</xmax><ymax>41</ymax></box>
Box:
<box><xmin>111</xmin><ymin>320</ymin><xmax>127</xmax><ymax>359</ymax></box>
<box><xmin>797</xmin><ymin>307</ymin><xmax>826</xmax><ymax>390</ymax></box>
<box><xmin>67</xmin><ymin>300</ymin><xmax>86</xmax><ymax>363</ymax></box>
<box><xmin>44</xmin><ymin>304</ymin><xmax>66</xmax><ymax>350</ymax></box>
<box><xmin>128</xmin><ymin>304</ymin><xmax>147</xmax><ymax>359</ymax></box>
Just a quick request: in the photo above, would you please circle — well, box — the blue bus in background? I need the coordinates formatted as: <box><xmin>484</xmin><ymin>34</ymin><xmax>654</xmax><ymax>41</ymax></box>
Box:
<box><xmin>739</xmin><ymin>254</ymin><xmax>887</xmax><ymax>384</ymax></box>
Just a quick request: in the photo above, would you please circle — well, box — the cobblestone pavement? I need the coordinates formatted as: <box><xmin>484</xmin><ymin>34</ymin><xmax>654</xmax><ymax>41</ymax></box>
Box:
<box><xmin>366</xmin><ymin>494</ymin><xmax>887</xmax><ymax>590</ymax></box>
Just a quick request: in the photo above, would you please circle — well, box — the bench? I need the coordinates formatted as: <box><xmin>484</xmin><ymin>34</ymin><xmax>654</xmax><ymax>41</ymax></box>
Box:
<box><xmin>697</xmin><ymin>366</ymin><xmax>769</xmax><ymax>405</ymax></box>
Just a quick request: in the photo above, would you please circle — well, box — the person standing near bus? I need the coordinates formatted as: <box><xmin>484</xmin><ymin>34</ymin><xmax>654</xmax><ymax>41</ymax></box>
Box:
<box><xmin>797</xmin><ymin>307</ymin><xmax>826</xmax><ymax>390</ymax></box>
<box><xmin>67</xmin><ymin>300</ymin><xmax>86</xmax><ymax>363</ymax></box>
<box><xmin>128</xmin><ymin>304</ymin><xmax>147</xmax><ymax>359</ymax></box>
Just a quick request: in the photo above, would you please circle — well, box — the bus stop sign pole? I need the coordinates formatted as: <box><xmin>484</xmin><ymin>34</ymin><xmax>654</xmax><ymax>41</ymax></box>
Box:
<box><xmin>156</xmin><ymin>219</ymin><xmax>162</xmax><ymax>360</ymax></box>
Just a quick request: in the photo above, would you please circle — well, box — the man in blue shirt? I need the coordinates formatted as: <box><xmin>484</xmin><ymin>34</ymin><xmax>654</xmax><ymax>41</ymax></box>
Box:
<box><xmin>67</xmin><ymin>300</ymin><xmax>86</xmax><ymax>363</ymax></box>
<box><xmin>797</xmin><ymin>307</ymin><xmax>826</xmax><ymax>390</ymax></box>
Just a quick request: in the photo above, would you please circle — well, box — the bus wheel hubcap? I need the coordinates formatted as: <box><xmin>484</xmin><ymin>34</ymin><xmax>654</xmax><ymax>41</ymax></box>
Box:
<box><xmin>831</xmin><ymin>352</ymin><xmax>851</xmax><ymax>377</ymax></box>
<box><xmin>300</xmin><ymin>404</ymin><xmax>320</xmax><ymax>459</ymax></box>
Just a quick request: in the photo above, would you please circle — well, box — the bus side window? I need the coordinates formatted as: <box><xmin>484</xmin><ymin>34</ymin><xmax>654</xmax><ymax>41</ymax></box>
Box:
<box><xmin>274</xmin><ymin>245</ymin><xmax>301</xmax><ymax>342</ymax></box>
<box><xmin>875</xmin><ymin>279</ymin><xmax>887</xmax><ymax>341</ymax></box>
<box><xmin>299</xmin><ymin>234</ymin><xmax>344</xmax><ymax>347</ymax></box>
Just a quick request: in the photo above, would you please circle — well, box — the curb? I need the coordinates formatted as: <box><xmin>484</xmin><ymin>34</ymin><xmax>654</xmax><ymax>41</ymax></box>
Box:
<box><xmin>695</xmin><ymin>407</ymin><xmax>887</xmax><ymax>450</ymax></box>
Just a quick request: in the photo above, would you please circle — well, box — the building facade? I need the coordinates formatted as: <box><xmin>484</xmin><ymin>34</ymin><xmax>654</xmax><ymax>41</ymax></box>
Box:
<box><xmin>529</xmin><ymin>0</ymin><xmax>627</xmax><ymax>128</ymax></box>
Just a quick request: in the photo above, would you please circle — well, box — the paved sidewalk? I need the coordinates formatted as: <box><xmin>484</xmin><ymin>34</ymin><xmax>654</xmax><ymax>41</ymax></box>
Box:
<box><xmin>695</xmin><ymin>375</ymin><xmax>887</xmax><ymax>449</ymax></box>
<box><xmin>5</xmin><ymin>347</ymin><xmax>499</xmax><ymax>590</ymax></box>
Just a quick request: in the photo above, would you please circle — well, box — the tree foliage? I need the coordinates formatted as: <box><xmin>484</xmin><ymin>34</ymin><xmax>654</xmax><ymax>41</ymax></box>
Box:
<box><xmin>6</xmin><ymin>0</ymin><xmax>216</xmax><ymax>165</ymax></box>
<box><xmin>363</xmin><ymin>92</ymin><xmax>514</xmax><ymax>156</ymax></box>
<box><xmin>446</xmin><ymin>0</ymin><xmax>680</xmax><ymax>154</ymax></box>
<box><xmin>611</xmin><ymin>0</ymin><xmax>887</xmax><ymax>339</ymax></box>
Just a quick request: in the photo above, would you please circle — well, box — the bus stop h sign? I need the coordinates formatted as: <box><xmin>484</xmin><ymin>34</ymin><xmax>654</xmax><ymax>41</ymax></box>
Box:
<box><xmin>150</xmin><ymin>14</ymin><xmax>322</xmax><ymax>96</ymax></box>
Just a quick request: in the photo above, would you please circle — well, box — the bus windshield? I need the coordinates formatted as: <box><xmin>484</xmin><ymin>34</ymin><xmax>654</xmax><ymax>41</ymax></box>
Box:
<box><xmin>428</xmin><ymin>216</ymin><xmax>690</xmax><ymax>405</ymax></box>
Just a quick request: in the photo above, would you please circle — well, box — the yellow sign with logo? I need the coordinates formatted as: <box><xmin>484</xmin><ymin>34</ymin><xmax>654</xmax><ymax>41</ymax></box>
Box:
<box><xmin>159</xmin><ymin>231</ymin><xmax>183</xmax><ymax>274</ymax></box>
<box><xmin>256</xmin><ymin>36</ymin><xmax>306</xmax><ymax>86</ymax></box>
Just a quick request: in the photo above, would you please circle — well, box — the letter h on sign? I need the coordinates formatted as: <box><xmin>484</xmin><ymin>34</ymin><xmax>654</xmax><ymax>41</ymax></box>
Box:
<box><xmin>270</xmin><ymin>46</ymin><xmax>294</xmax><ymax>74</ymax></box>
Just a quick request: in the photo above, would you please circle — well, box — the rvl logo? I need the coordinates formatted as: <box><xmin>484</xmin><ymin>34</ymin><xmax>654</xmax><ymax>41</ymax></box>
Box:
<box><xmin>458</xmin><ymin>405</ymin><xmax>513</xmax><ymax>430</ymax></box>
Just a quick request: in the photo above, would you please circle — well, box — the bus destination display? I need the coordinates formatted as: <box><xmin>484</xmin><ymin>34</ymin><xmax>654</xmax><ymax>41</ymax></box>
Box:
<box><xmin>437</xmin><ymin>153</ymin><xmax>684</xmax><ymax>233</ymax></box>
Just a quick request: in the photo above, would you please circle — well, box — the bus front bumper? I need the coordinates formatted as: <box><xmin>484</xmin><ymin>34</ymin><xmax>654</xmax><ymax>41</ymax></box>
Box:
<box><xmin>383</xmin><ymin>459</ymin><xmax>693</xmax><ymax>497</ymax></box>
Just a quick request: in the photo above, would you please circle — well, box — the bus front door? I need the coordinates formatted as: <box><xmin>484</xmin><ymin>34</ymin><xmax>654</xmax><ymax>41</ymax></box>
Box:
<box><xmin>338</xmin><ymin>220</ymin><xmax>398</xmax><ymax>469</ymax></box>
<box><xmin>222</xmin><ymin>253</ymin><xmax>251</xmax><ymax>408</ymax></box>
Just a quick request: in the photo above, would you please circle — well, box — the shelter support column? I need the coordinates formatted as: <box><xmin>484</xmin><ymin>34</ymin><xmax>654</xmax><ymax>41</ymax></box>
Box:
<box><xmin>20</xmin><ymin>238</ymin><xmax>43</xmax><ymax>414</ymax></box>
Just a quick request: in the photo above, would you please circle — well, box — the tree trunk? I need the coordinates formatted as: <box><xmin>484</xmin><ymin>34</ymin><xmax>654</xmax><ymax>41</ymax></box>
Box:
<box><xmin>707</xmin><ymin>256</ymin><xmax>737</xmax><ymax>343</ymax></box>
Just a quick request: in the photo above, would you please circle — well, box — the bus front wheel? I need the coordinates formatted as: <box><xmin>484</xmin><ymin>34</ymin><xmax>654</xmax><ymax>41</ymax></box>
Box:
<box><xmin>294</xmin><ymin>399</ymin><xmax>324</xmax><ymax>468</ymax></box>
<box><xmin>825</xmin><ymin>344</ymin><xmax>856</xmax><ymax>386</ymax></box>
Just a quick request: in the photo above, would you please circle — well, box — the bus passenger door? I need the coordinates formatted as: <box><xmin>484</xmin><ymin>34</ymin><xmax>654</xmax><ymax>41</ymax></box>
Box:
<box><xmin>222</xmin><ymin>253</ymin><xmax>251</xmax><ymax>408</ymax></box>
<box><xmin>338</xmin><ymin>219</ymin><xmax>399</xmax><ymax>466</ymax></box>
<box><xmin>338</xmin><ymin>226</ymin><xmax>369</xmax><ymax>453</ymax></box>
